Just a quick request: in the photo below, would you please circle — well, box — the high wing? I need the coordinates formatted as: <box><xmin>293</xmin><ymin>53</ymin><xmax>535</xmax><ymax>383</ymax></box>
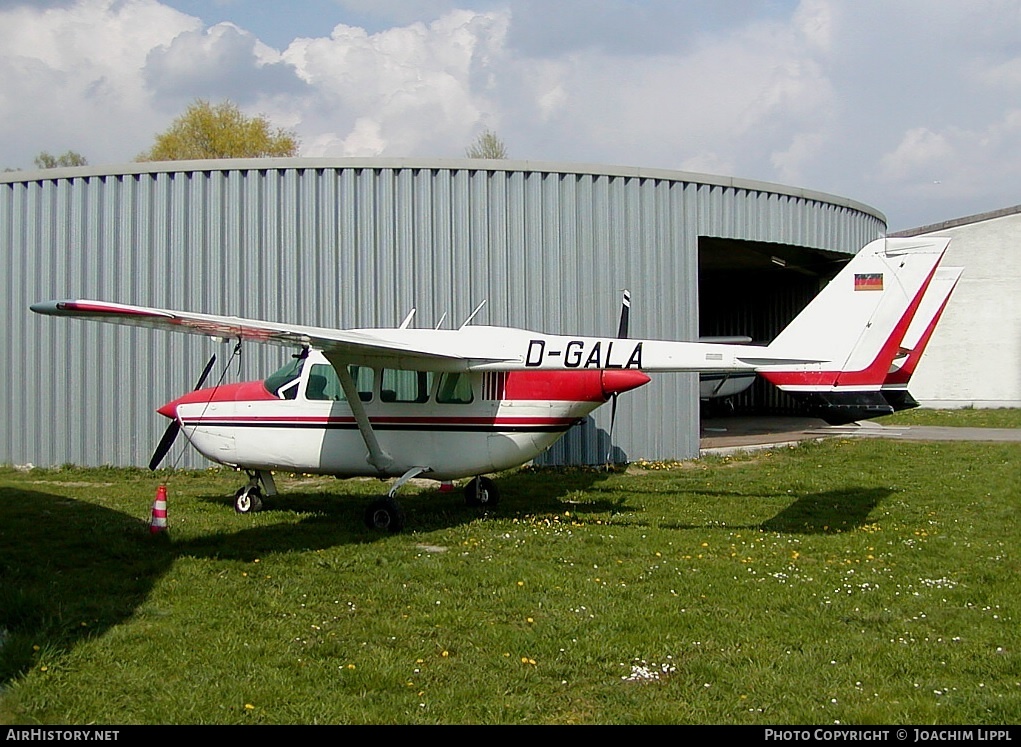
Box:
<box><xmin>29</xmin><ymin>299</ymin><xmax>809</xmax><ymax>374</ymax></box>
<box><xmin>30</xmin><ymin>236</ymin><xmax>949</xmax><ymax>377</ymax></box>
<box><xmin>29</xmin><ymin>299</ymin><xmax>509</xmax><ymax>371</ymax></box>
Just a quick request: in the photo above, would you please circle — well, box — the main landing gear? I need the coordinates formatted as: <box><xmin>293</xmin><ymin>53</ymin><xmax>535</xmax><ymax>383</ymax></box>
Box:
<box><xmin>362</xmin><ymin>472</ymin><xmax>502</xmax><ymax>533</ymax></box>
<box><xmin>229</xmin><ymin>468</ymin><xmax>501</xmax><ymax>532</ymax></box>
<box><xmin>463</xmin><ymin>476</ymin><xmax>499</xmax><ymax>507</ymax></box>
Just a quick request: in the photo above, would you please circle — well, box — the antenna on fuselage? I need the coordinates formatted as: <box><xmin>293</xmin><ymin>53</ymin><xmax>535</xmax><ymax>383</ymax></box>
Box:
<box><xmin>399</xmin><ymin>308</ymin><xmax>416</xmax><ymax>329</ymax></box>
<box><xmin>434</xmin><ymin>312</ymin><xmax>448</xmax><ymax>330</ymax></box>
<box><xmin>459</xmin><ymin>300</ymin><xmax>487</xmax><ymax>329</ymax></box>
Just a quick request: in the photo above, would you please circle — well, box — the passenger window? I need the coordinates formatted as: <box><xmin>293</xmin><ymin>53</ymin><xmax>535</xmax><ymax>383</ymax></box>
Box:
<box><xmin>436</xmin><ymin>372</ymin><xmax>474</xmax><ymax>404</ymax></box>
<box><xmin>380</xmin><ymin>369</ymin><xmax>433</xmax><ymax>403</ymax></box>
<box><xmin>351</xmin><ymin>366</ymin><xmax>375</xmax><ymax>402</ymax></box>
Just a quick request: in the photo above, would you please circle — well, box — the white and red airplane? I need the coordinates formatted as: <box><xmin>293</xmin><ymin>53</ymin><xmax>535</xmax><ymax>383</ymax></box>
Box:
<box><xmin>31</xmin><ymin>236</ymin><xmax>953</xmax><ymax>531</ymax></box>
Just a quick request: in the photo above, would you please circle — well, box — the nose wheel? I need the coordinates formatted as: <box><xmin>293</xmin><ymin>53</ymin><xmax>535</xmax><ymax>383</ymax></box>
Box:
<box><xmin>234</xmin><ymin>484</ymin><xmax>263</xmax><ymax>513</ymax></box>
<box><xmin>233</xmin><ymin>470</ymin><xmax>274</xmax><ymax>513</ymax></box>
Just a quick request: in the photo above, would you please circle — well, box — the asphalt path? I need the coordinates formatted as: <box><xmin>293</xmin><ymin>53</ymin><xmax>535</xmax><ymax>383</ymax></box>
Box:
<box><xmin>699</xmin><ymin>416</ymin><xmax>1021</xmax><ymax>455</ymax></box>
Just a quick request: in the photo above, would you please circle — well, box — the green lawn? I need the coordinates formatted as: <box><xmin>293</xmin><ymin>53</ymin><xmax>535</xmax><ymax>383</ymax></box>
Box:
<box><xmin>1</xmin><ymin>436</ymin><xmax>1019</xmax><ymax>724</ymax></box>
<box><xmin>877</xmin><ymin>407</ymin><xmax>1021</xmax><ymax>429</ymax></box>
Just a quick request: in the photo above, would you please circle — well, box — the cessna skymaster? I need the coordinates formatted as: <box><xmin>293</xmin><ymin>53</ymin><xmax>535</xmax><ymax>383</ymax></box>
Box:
<box><xmin>31</xmin><ymin>236</ymin><xmax>957</xmax><ymax>532</ymax></box>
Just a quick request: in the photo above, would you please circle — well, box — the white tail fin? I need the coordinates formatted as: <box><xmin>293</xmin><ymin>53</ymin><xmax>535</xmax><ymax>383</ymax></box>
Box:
<box><xmin>758</xmin><ymin>236</ymin><xmax>950</xmax><ymax>423</ymax></box>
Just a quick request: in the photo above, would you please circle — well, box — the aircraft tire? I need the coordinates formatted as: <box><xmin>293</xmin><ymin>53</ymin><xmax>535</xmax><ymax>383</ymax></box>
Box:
<box><xmin>364</xmin><ymin>497</ymin><xmax>406</xmax><ymax>533</ymax></box>
<box><xmin>234</xmin><ymin>485</ymin><xmax>263</xmax><ymax>513</ymax></box>
<box><xmin>464</xmin><ymin>476</ymin><xmax>500</xmax><ymax>507</ymax></box>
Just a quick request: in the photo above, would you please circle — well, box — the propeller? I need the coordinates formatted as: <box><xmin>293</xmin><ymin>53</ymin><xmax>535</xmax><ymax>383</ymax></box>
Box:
<box><xmin>605</xmin><ymin>290</ymin><xmax>630</xmax><ymax>465</ymax></box>
<box><xmin>149</xmin><ymin>353</ymin><xmax>217</xmax><ymax>470</ymax></box>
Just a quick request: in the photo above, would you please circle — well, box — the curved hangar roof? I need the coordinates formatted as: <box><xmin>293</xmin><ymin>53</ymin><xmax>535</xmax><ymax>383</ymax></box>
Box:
<box><xmin>1</xmin><ymin>158</ymin><xmax>886</xmax><ymax>468</ymax></box>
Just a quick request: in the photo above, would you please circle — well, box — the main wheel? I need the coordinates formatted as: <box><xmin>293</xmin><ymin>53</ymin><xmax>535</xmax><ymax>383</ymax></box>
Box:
<box><xmin>234</xmin><ymin>485</ymin><xmax>263</xmax><ymax>513</ymax></box>
<box><xmin>464</xmin><ymin>476</ymin><xmax>500</xmax><ymax>507</ymax></box>
<box><xmin>364</xmin><ymin>497</ymin><xmax>406</xmax><ymax>533</ymax></box>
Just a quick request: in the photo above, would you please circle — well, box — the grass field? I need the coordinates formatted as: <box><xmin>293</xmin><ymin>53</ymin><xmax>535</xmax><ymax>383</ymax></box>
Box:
<box><xmin>876</xmin><ymin>407</ymin><xmax>1021</xmax><ymax>429</ymax></box>
<box><xmin>1</xmin><ymin>426</ymin><xmax>1019</xmax><ymax>724</ymax></box>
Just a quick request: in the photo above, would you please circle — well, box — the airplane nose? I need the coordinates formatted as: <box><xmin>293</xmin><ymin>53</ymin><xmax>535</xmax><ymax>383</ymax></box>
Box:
<box><xmin>157</xmin><ymin>398</ymin><xmax>181</xmax><ymax>420</ymax></box>
<box><xmin>600</xmin><ymin>369</ymin><xmax>651</xmax><ymax>399</ymax></box>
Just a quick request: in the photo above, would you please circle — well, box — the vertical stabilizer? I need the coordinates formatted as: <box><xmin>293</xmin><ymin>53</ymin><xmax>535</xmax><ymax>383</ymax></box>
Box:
<box><xmin>758</xmin><ymin>236</ymin><xmax>950</xmax><ymax>423</ymax></box>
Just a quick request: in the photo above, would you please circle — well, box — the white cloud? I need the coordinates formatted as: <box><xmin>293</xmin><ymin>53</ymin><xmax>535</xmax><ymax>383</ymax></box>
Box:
<box><xmin>143</xmin><ymin>22</ymin><xmax>306</xmax><ymax>110</ymax></box>
<box><xmin>880</xmin><ymin>127</ymin><xmax>954</xmax><ymax>184</ymax></box>
<box><xmin>0</xmin><ymin>0</ymin><xmax>199</xmax><ymax>165</ymax></box>
<box><xmin>280</xmin><ymin>10</ymin><xmax>508</xmax><ymax>157</ymax></box>
<box><xmin>4</xmin><ymin>0</ymin><xmax>1021</xmax><ymax>228</ymax></box>
<box><xmin>880</xmin><ymin>111</ymin><xmax>1021</xmax><ymax>202</ymax></box>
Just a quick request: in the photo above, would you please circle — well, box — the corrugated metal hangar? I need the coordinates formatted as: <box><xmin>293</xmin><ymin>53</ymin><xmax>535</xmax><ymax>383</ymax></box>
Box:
<box><xmin>0</xmin><ymin>158</ymin><xmax>885</xmax><ymax>469</ymax></box>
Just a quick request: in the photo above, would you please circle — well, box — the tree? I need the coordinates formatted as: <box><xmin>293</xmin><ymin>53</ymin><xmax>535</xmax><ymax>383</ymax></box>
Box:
<box><xmin>34</xmin><ymin>151</ymin><xmax>88</xmax><ymax>169</ymax></box>
<box><xmin>465</xmin><ymin>129</ymin><xmax>508</xmax><ymax>159</ymax></box>
<box><xmin>137</xmin><ymin>99</ymin><xmax>299</xmax><ymax>161</ymax></box>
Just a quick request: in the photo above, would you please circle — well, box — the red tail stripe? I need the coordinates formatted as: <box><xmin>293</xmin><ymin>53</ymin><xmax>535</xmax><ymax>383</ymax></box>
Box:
<box><xmin>884</xmin><ymin>284</ymin><xmax>957</xmax><ymax>385</ymax></box>
<box><xmin>761</xmin><ymin>257</ymin><xmax>943</xmax><ymax>388</ymax></box>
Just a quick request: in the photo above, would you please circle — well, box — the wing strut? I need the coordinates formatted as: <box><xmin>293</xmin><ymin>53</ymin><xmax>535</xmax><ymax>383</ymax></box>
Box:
<box><xmin>332</xmin><ymin>359</ymin><xmax>395</xmax><ymax>475</ymax></box>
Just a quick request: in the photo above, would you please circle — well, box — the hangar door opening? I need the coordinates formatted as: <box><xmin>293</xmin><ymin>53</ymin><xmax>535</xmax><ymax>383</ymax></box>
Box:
<box><xmin>697</xmin><ymin>237</ymin><xmax>849</xmax><ymax>415</ymax></box>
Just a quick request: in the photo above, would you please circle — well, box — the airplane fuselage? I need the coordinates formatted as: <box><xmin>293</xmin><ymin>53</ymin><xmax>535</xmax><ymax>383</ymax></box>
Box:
<box><xmin>162</xmin><ymin>350</ymin><xmax>650</xmax><ymax>480</ymax></box>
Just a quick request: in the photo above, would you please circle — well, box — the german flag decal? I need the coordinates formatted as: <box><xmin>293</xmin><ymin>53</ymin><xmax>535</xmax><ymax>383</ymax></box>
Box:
<box><xmin>854</xmin><ymin>273</ymin><xmax>883</xmax><ymax>291</ymax></box>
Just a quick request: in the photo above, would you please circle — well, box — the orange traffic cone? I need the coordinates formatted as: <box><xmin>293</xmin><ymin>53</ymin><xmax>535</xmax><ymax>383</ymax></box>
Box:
<box><xmin>150</xmin><ymin>484</ymin><xmax>168</xmax><ymax>534</ymax></box>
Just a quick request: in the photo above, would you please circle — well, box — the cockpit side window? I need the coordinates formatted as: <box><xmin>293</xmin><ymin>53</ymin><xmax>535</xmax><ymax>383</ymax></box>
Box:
<box><xmin>305</xmin><ymin>364</ymin><xmax>343</xmax><ymax>401</ymax></box>
<box><xmin>305</xmin><ymin>364</ymin><xmax>375</xmax><ymax>402</ymax></box>
<box><xmin>264</xmin><ymin>358</ymin><xmax>305</xmax><ymax>400</ymax></box>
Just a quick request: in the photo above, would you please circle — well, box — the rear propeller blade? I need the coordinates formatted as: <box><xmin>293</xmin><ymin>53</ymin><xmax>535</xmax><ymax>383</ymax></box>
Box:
<box><xmin>149</xmin><ymin>353</ymin><xmax>217</xmax><ymax>471</ymax></box>
<box><xmin>616</xmin><ymin>289</ymin><xmax>630</xmax><ymax>339</ymax></box>
<box><xmin>606</xmin><ymin>290</ymin><xmax>630</xmax><ymax>465</ymax></box>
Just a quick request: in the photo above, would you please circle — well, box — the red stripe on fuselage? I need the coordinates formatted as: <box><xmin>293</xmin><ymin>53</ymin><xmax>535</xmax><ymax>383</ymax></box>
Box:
<box><xmin>159</xmin><ymin>369</ymin><xmax>650</xmax><ymax>419</ymax></box>
<box><xmin>504</xmin><ymin>370</ymin><xmax>649</xmax><ymax>401</ymax></box>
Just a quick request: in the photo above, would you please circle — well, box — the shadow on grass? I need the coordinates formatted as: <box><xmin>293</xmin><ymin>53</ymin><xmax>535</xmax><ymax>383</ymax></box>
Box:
<box><xmin>660</xmin><ymin>486</ymin><xmax>895</xmax><ymax>534</ymax></box>
<box><xmin>760</xmin><ymin>486</ymin><xmax>894</xmax><ymax>534</ymax></box>
<box><xmin>193</xmin><ymin>466</ymin><xmax>620</xmax><ymax>536</ymax></box>
<box><xmin>0</xmin><ymin>487</ymin><xmax>168</xmax><ymax>687</ymax></box>
<box><xmin>0</xmin><ymin>468</ymin><xmax>616</xmax><ymax>688</ymax></box>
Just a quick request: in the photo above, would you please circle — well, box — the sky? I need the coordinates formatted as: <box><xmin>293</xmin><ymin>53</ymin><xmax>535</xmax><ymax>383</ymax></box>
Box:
<box><xmin>2</xmin><ymin>0</ymin><xmax>1020</xmax><ymax>230</ymax></box>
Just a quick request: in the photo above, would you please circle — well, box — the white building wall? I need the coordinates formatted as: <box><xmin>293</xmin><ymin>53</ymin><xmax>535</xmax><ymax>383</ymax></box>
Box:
<box><xmin>907</xmin><ymin>211</ymin><xmax>1021</xmax><ymax>408</ymax></box>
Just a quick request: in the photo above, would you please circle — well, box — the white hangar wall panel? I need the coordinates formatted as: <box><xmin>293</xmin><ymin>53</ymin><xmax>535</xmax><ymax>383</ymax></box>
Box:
<box><xmin>897</xmin><ymin>210</ymin><xmax>1021</xmax><ymax>408</ymax></box>
<box><xmin>0</xmin><ymin>159</ymin><xmax>885</xmax><ymax>468</ymax></box>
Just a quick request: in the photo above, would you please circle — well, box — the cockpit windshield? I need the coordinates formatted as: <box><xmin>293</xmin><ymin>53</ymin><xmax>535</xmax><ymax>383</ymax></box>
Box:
<box><xmin>264</xmin><ymin>357</ymin><xmax>304</xmax><ymax>399</ymax></box>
